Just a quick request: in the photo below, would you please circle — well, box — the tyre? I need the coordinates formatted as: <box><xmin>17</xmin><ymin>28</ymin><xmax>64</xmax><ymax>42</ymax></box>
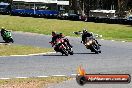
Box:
<box><xmin>62</xmin><ymin>49</ymin><xmax>68</xmax><ymax>56</ymax></box>
<box><xmin>99</xmin><ymin>50</ymin><xmax>101</xmax><ymax>53</ymax></box>
<box><xmin>91</xmin><ymin>45</ymin><xmax>99</xmax><ymax>54</ymax></box>
<box><xmin>95</xmin><ymin>51</ymin><xmax>99</xmax><ymax>54</ymax></box>
<box><xmin>68</xmin><ymin>48</ymin><xmax>74</xmax><ymax>55</ymax></box>
<box><xmin>69</xmin><ymin>51</ymin><xmax>74</xmax><ymax>55</ymax></box>
<box><xmin>10</xmin><ymin>38</ymin><xmax>14</xmax><ymax>43</ymax></box>
<box><xmin>4</xmin><ymin>39</ymin><xmax>9</xmax><ymax>43</ymax></box>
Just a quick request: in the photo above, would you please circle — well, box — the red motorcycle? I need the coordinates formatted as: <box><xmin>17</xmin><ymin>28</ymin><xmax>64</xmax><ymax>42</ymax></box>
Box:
<box><xmin>50</xmin><ymin>38</ymin><xmax>73</xmax><ymax>56</ymax></box>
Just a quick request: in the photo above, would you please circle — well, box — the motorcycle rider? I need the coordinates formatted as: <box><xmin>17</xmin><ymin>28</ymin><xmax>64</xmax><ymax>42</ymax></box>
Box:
<box><xmin>1</xmin><ymin>27</ymin><xmax>14</xmax><ymax>43</ymax></box>
<box><xmin>81</xmin><ymin>29</ymin><xmax>92</xmax><ymax>44</ymax></box>
<box><xmin>50</xmin><ymin>31</ymin><xmax>72</xmax><ymax>48</ymax></box>
<box><xmin>50</xmin><ymin>31</ymin><xmax>58</xmax><ymax>47</ymax></box>
<box><xmin>81</xmin><ymin>29</ymin><xmax>101</xmax><ymax>46</ymax></box>
<box><xmin>59</xmin><ymin>33</ymin><xmax>73</xmax><ymax>48</ymax></box>
<box><xmin>1</xmin><ymin>27</ymin><xmax>7</xmax><ymax>37</ymax></box>
<box><xmin>1</xmin><ymin>27</ymin><xmax>10</xmax><ymax>41</ymax></box>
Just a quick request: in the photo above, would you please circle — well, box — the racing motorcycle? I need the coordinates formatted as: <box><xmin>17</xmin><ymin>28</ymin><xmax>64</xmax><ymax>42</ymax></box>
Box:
<box><xmin>84</xmin><ymin>37</ymin><xmax>101</xmax><ymax>54</ymax></box>
<box><xmin>50</xmin><ymin>38</ymin><xmax>73</xmax><ymax>56</ymax></box>
<box><xmin>74</xmin><ymin>31</ymin><xmax>101</xmax><ymax>54</ymax></box>
<box><xmin>1</xmin><ymin>31</ymin><xmax>14</xmax><ymax>43</ymax></box>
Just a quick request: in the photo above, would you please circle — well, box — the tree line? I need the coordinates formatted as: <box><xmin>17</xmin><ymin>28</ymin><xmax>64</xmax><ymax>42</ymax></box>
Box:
<box><xmin>69</xmin><ymin>0</ymin><xmax>132</xmax><ymax>17</ymax></box>
<box><xmin>1</xmin><ymin>0</ymin><xmax>132</xmax><ymax>17</ymax></box>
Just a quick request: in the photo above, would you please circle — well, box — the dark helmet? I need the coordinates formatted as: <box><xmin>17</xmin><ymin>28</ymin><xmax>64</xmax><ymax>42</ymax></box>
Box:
<box><xmin>52</xmin><ymin>31</ymin><xmax>56</xmax><ymax>36</ymax></box>
<box><xmin>59</xmin><ymin>33</ymin><xmax>64</xmax><ymax>37</ymax></box>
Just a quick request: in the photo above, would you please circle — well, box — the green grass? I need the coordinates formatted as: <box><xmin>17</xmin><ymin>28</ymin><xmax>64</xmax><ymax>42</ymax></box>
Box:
<box><xmin>0</xmin><ymin>44</ymin><xmax>53</xmax><ymax>56</ymax></box>
<box><xmin>0</xmin><ymin>77</ymin><xmax>70</xmax><ymax>88</ymax></box>
<box><xmin>0</xmin><ymin>15</ymin><xmax>132</xmax><ymax>41</ymax></box>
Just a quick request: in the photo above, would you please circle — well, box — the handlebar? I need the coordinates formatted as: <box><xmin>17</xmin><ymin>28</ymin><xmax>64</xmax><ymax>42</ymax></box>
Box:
<box><xmin>73</xmin><ymin>31</ymin><xmax>102</xmax><ymax>38</ymax></box>
<box><xmin>73</xmin><ymin>31</ymin><xmax>82</xmax><ymax>35</ymax></box>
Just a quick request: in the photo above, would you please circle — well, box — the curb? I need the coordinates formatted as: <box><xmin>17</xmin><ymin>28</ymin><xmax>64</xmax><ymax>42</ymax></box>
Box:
<box><xmin>0</xmin><ymin>74</ymin><xmax>78</xmax><ymax>80</ymax></box>
<box><xmin>0</xmin><ymin>43</ymin><xmax>11</xmax><ymax>45</ymax></box>
<box><xmin>0</xmin><ymin>52</ymin><xmax>56</xmax><ymax>57</ymax></box>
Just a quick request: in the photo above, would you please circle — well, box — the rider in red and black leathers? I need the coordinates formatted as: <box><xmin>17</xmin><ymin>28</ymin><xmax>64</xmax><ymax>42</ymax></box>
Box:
<box><xmin>51</xmin><ymin>31</ymin><xmax>72</xmax><ymax>48</ymax></box>
<box><xmin>50</xmin><ymin>31</ymin><xmax>60</xmax><ymax>46</ymax></box>
<box><xmin>59</xmin><ymin>33</ymin><xmax>72</xmax><ymax>48</ymax></box>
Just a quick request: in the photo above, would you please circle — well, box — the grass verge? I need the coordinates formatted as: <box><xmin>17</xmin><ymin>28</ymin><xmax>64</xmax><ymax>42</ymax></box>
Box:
<box><xmin>0</xmin><ymin>44</ymin><xmax>53</xmax><ymax>56</ymax></box>
<box><xmin>0</xmin><ymin>76</ymin><xmax>70</xmax><ymax>88</ymax></box>
<box><xmin>0</xmin><ymin>15</ymin><xmax>132</xmax><ymax>41</ymax></box>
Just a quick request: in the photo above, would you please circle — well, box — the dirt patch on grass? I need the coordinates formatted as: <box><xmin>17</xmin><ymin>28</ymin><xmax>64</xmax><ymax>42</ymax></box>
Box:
<box><xmin>0</xmin><ymin>81</ymin><xmax>42</xmax><ymax>88</ymax></box>
<box><xmin>0</xmin><ymin>77</ymin><xmax>70</xmax><ymax>88</ymax></box>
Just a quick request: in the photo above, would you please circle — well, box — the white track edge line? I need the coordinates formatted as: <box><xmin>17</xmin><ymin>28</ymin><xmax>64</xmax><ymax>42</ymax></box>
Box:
<box><xmin>37</xmin><ymin>76</ymin><xmax>49</xmax><ymax>78</ymax></box>
<box><xmin>0</xmin><ymin>52</ymin><xmax>56</xmax><ymax>57</ymax></box>
<box><xmin>0</xmin><ymin>74</ymin><xmax>77</xmax><ymax>80</ymax></box>
<box><xmin>0</xmin><ymin>78</ymin><xmax>10</xmax><ymax>80</ymax></box>
<box><xmin>15</xmin><ymin>77</ymin><xmax>28</xmax><ymax>79</ymax></box>
<box><xmin>52</xmin><ymin>75</ymin><xmax>66</xmax><ymax>77</ymax></box>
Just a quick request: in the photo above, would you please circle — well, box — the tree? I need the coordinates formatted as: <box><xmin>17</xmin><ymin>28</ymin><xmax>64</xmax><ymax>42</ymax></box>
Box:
<box><xmin>117</xmin><ymin>0</ymin><xmax>129</xmax><ymax>17</ymax></box>
<box><xmin>0</xmin><ymin>0</ymin><xmax>12</xmax><ymax>4</ymax></box>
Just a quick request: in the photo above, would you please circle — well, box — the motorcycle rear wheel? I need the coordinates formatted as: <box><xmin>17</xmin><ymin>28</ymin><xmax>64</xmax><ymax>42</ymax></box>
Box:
<box><xmin>69</xmin><ymin>51</ymin><xmax>74</xmax><ymax>55</ymax></box>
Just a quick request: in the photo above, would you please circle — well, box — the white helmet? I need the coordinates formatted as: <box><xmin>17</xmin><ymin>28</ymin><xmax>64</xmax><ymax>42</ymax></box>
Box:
<box><xmin>83</xmin><ymin>28</ymin><xmax>88</xmax><ymax>33</ymax></box>
<box><xmin>1</xmin><ymin>27</ymin><xmax>5</xmax><ymax>29</ymax></box>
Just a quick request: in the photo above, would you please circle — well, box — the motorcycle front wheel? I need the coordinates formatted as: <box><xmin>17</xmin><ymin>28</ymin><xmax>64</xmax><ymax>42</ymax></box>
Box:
<box><xmin>62</xmin><ymin>49</ymin><xmax>69</xmax><ymax>56</ymax></box>
<box><xmin>91</xmin><ymin>45</ymin><xmax>99</xmax><ymax>54</ymax></box>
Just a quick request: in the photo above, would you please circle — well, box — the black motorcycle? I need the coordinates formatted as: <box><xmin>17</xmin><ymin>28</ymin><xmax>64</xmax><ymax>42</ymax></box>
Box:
<box><xmin>74</xmin><ymin>31</ymin><xmax>101</xmax><ymax>54</ymax></box>
<box><xmin>84</xmin><ymin>37</ymin><xmax>101</xmax><ymax>54</ymax></box>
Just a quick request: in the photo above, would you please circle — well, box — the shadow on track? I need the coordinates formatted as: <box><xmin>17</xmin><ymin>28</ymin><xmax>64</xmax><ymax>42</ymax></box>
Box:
<box><xmin>34</xmin><ymin>54</ymin><xmax>68</xmax><ymax>57</ymax></box>
<box><xmin>42</xmin><ymin>54</ymin><xmax>65</xmax><ymax>56</ymax></box>
<box><xmin>41</xmin><ymin>52</ymin><xmax>96</xmax><ymax>56</ymax></box>
<box><xmin>0</xmin><ymin>42</ymin><xmax>5</xmax><ymax>43</ymax></box>
<box><xmin>74</xmin><ymin>52</ymin><xmax>96</xmax><ymax>54</ymax></box>
<box><xmin>0</xmin><ymin>42</ymin><xmax>10</xmax><ymax>45</ymax></box>
<box><xmin>34</xmin><ymin>52</ymin><xmax>97</xmax><ymax>57</ymax></box>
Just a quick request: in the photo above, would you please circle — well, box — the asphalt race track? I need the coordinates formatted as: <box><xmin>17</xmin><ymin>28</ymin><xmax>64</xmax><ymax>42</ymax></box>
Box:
<box><xmin>0</xmin><ymin>32</ymin><xmax>132</xmax><ymax>88</ymax></box>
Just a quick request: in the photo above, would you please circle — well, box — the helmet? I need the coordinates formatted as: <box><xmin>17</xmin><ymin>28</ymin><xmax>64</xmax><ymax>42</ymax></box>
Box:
<box><xmin>59</xmin><ymin>33</ymin><xmax>64</xmax><ymax>37</ymax></box>
<box><xmin>1</xmin><ymin>27</ymin><xmax>5</xmax><ymax>30</ymax></box>
<box><xmin>52</xmin><ymin>31</ymin><xmax>56</xmax><ymax>36</ymax></box>
<box><xmin>1</xmin><ymin>27</ymin><xmax>6</xmax><ymax>32</ymax></box>
<box><xmin>59</xmin><ymin>33</ymin><xmax>62</xmax><ymax>35</ymax></box>
<box><xmin>1</xmin><ymin>27</ymin><xmax>4</xmax><ymax>28</ymax></box>
<box><xmin>83</xmin><ymin>28</ymin><xmax>87</xmax><ymax>33</ymax></box>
